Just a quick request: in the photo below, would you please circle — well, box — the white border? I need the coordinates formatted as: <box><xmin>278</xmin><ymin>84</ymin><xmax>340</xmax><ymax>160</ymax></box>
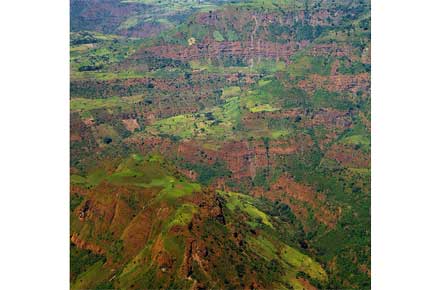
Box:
<box><xmin>0</xmin><ymin>0</ymin><xmax>69</xmax><ymax>289</ymax></box>
<box><xmin>372</xmin><ymin>0</ymin><xmax>440</xmax><ymax>289</ymax></box>
<box><xmin>1</xmin><ymin>0</ymin><xmax>439</xmax><ymax>289</ymax></box>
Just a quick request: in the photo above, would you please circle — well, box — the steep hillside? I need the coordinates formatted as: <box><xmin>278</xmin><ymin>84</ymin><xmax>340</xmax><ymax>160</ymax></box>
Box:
<box><xmin>71</xmin><ymin>154</ymin><xmax>329</xmax><ymax>289</ymax></box>
<box><xmin>71</xmin><ymin>0</ymin><xmax>370</xmax><ymax>289</ymax></box>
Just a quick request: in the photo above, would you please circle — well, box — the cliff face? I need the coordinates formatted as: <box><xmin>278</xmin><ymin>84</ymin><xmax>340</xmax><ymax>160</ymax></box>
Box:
<box><xmin>251</xmin><ymin>175</ymin><xmax>340</xmax><ymax>229</ymax></box>
<box><xmin>176</xmin><ymin>137</ymin><xmax>313</xmax><ymax>180</ymax></box>
<box><xmin>297</xmin><ymin>73</ymin><xmax>370</xmax><ymax>95</ymax></box>
<box><xmin>141</xmin><ymin>40</ymin><xmax>302</xmax><ymax>62</ymax></box>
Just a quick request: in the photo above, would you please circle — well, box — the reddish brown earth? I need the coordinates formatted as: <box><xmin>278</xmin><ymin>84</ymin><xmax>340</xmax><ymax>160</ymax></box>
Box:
<box><xmin>140</xmin><ymin>40</ymin><xmax>304</xmax><ymax>62</ymax></box>
<box><xmin>307</xmin><ymin>43</ymin><xmax>359</xmax><ymax>61</ymax></box>
<box><xmin>251</xmin><ymin>175</ymin><xmax>340</xmax><ymax>229</ymax></box>
<box><xmin>122</xmin><ymin>118</ymin><xmax>140</xmax><ymax>132</ymax></box>
<box><xmin>297</xmin><ymin>73</ymin><xmax>370</xmax><ymax>95</ymax></box>
<box><xmin>71</xmin><ymin>233</ymin><xmax>105</xmax><ymax>255</ymax></box>
<box><xmin>325</xmin><ymin>143</ymin><xmax>370</xmax><ymax>168</ymax></box>
<box><xmin>70</xmin><ymin>1</ymin><xmax>371</xmax><ymax>288</ymax></box>
<box><xmin>176</xmin><ymin>137</ymin><xmax>314</xmax><ymax>180</ymax></box>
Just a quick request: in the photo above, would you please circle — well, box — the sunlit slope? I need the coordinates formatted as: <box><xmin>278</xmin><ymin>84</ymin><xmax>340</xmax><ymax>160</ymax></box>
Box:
<box><xmin>71</xmin><ymin>154</ymin><xmax>328</xmax><ymax>289</ymax></box>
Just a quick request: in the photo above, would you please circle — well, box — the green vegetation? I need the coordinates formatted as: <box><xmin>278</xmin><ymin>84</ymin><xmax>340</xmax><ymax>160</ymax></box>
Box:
<box><xmin>71</xmin><ymin>95</ymin><xmax>144</xmax><ymax>112</ymax></box>
<box><xmin>249</xmin><ymin>104</ymin><xmax>279</xmax><ymax>113</ymax></box>
<box><xmin>288</xmin><ymin>54</ymin><xmax>333</xmax><ymax>77</ymax></box>
<box><xmin>71</xmin><ymin>260</ymin><xmax>110</xmax><ymax>290</ymax></box>
<box><xmin>311</xmin><ymin>89</ymin><xmax>351</xmax><ymax>109</ymax></box>
<box><xmin>70</xmin><ymin>244</ymin><xmax>106</xmax><ymax>283</ymax></box>
<box><xmin>221</xmin><ymin>86</ymin><xmax>241</xmax><ymax>99</ymax></box>
<box><xmin>154</xmin><ymin>179</ymin><xmax>201</xmax><ymax>202</ymax></box>
<box><xmin>221</xmin><ymin>191</ymin><xmax>273</xmax><ymax>228</ymax></box>
<box><xmin>70</xmin><ymin>0</ymin><xmax>371</xmax><ymax>288</ymax></box>
<box><xmin>213</xmin><ymin>30</ymin><xmax>225</xmax><ymax>41</ymax></box>
<box><xmin>280</xmin><ymin>244</ymin><xmax>327</xmax><ymax>282</ymax></box>
<box><xmin>71</xmin><ymin>169</ymin><xmax>107</xmax><ymax>188</ymax></box>
<box><xmin>165</xmin><ymin>204</ymin><xmax>198</xmax><ymax>230</ymax></box>
<box><xmin>341</xmin><ymin>134</ymin><xmax>370</xmax><ymax>149</ymax></box>
<box><xmin>182</xmin><ymin>161</ymin><xmax>231</xmax><ymax>186</ymax></box>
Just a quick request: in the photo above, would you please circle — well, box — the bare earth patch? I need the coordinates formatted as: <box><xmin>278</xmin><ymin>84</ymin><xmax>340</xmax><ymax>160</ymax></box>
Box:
<box><xmin>122</xmin><ymin>118</ymin><xmax>140</xmax><ymax>132</ymax></box>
